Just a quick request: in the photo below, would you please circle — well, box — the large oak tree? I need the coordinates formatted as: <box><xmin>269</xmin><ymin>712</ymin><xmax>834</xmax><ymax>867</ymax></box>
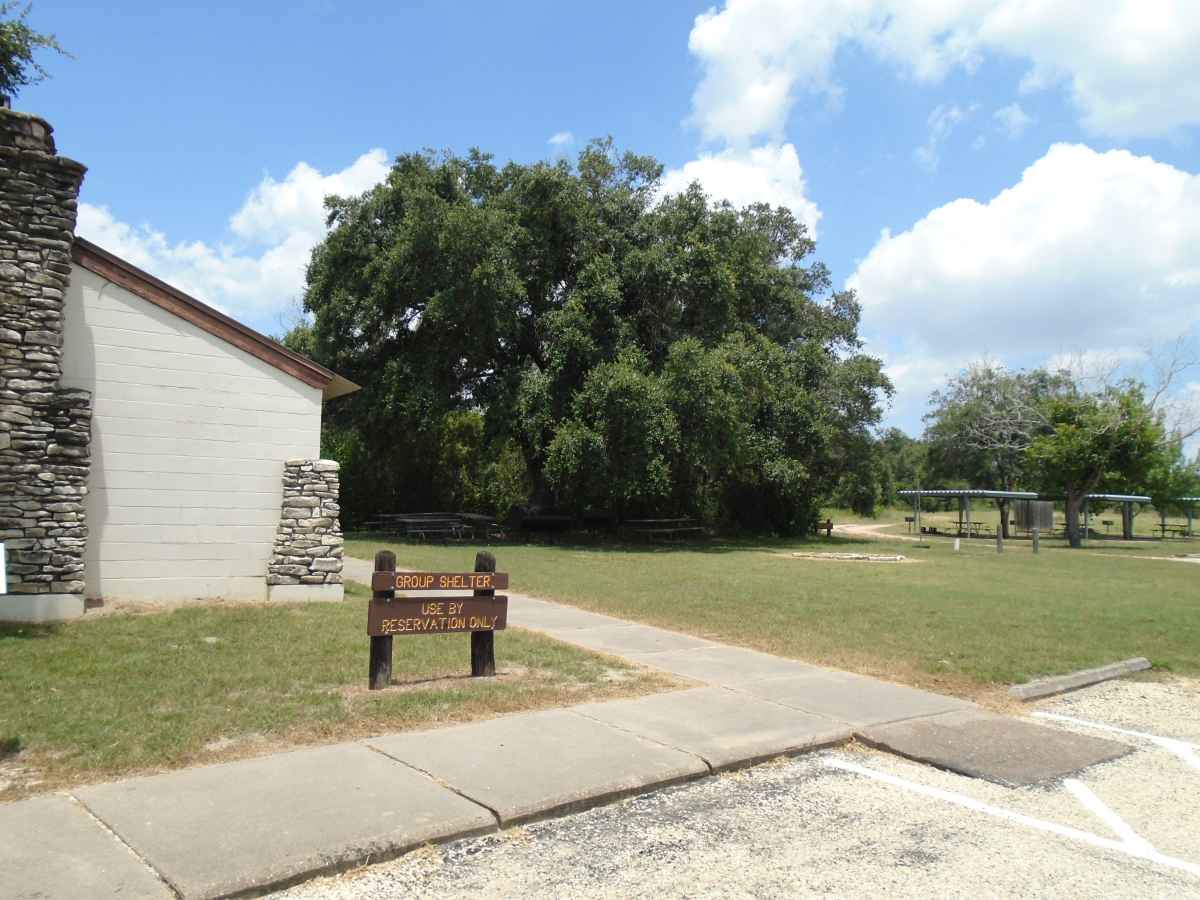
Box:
<box><xmin>298</xmin><ymin>140</ymin><xmax>890</xmax><ymax>532</ymax></box>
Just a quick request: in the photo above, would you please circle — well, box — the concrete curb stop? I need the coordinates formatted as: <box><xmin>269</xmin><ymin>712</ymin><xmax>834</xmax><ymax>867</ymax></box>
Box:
<box><xmin>1009</xmin><ymin>657</ymin><xmax>1152</xmax><ymax>702</ymax></box>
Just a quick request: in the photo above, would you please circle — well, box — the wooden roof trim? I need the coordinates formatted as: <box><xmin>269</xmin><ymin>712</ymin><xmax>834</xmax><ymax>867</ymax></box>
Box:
<box><xmin>71</xmin><ymin>237</ymin><xmax>358</xmax><ymax>397</ymax></box>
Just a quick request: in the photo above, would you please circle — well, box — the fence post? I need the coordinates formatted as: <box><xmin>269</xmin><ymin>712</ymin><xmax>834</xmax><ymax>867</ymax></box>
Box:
<box><xmin>369</xmin><ymin>549</ymin><xmax>395</xmax><ymax>690</ymax></box>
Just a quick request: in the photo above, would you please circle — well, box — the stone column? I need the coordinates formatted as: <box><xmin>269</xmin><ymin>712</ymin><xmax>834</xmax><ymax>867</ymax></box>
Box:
<box><xmin>266</xmin><ymin>459</ymin><xmax>344</xmax><ymax>601</ymax></box>
<box><xmin>0</xmin><ymin>108</ymin><xmax>91</xmax><ymax>623</ymax></box>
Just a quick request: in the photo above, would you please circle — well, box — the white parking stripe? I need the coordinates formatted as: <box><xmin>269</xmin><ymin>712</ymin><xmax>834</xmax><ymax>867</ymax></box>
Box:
<box><xmin>1063</xmin><ymin>779</ymin><xmax>1157</xmax><ymax>855</ymax></box>
<box><xmin>825</xmin><ymin>757</ymin><xmax>1200</xmax><ymax>878</ymax></box>
<box><xmin>1032</xmin><ymin>712</ymin><xmax>1200</xmax><ymax>771</ymax></box>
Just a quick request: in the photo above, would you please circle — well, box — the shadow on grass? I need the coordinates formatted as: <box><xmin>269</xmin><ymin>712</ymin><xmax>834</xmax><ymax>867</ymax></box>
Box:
<box><xmin>383</xmin><ymin>671</ymin><xmax>523</xmax><ymax>690</ymax></box>
<box><xmin>0</xmin><ymin>623</ymin><xmax>61</xmax><ymax>640</ymax></box>
<box><xmin>0</xmin><ymin>736</ymin><xmax>21</xmax><ymax>759</ymax></box>
<box><xmin>346</xmin><ymin>532</ymin><xmax>881</xmax><ymax>557</ymax></box>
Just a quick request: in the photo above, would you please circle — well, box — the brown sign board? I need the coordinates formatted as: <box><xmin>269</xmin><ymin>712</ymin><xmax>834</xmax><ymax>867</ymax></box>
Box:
<box><xmin>368</xmin><ymin>595</ymin><xmax>508</xmax><ymax>637</ymax></box>
<box><xmin>370</xmin><ymin>571</ymin><xmax>510</xmax><ymax>593</ymax></box>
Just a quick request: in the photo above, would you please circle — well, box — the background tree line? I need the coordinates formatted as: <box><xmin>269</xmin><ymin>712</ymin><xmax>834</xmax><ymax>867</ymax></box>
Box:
<box><xmin>288</xmin><ymin>140</ymin><xmax>891</xmax><ymax>534</ymax></box>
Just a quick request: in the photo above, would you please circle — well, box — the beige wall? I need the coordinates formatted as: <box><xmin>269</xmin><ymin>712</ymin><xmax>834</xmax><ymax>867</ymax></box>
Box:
<box><xmin>61</xmin><ymin>265</ymin><xmax>323</xmax><ymax>602</ymax></box>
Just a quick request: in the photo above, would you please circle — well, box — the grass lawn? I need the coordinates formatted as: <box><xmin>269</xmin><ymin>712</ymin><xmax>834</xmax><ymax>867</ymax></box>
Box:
<box><xmin>0</xmin><ymin>582</ymin><xmax>673</xmax><ymax>800</ymax></box>
<box><xmin>346</xmin><ymin>533</ymin><xmax>1200</xmax><ymax>703</ymax></box>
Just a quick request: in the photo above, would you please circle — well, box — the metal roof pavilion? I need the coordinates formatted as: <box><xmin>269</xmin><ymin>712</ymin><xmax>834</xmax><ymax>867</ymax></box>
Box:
<box><xmin>894</xmin><ymin>488</ymin><xmax>1184</xmax><ymax>540</ymax></box>
<box><xmin>897</xmin><ymin>489</ymin><xmax>1038</xmax><ymax>499</ymax></box>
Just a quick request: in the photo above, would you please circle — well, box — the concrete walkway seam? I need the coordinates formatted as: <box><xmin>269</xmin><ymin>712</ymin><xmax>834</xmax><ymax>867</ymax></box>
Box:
<box><xmin>565</xmin><ymin>706</ymin><xmax>720</xmax><ymax>774</ymax></box>
<box><xmin>67</xmin><ymin>792</ymin><xmax>182</xmax><ymax>900</ymax></box>
<box><xmin>362</xmin><ymin>742</ymin><xmax>504</xmax><ymax>829</ymax></box>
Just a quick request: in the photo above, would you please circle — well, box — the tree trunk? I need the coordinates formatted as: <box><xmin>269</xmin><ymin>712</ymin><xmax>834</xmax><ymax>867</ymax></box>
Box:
<box><xmin>1065</xmin><ymin>493</ymin><xmax>1084</xmax><ymax>549</ymax></box>
<box><xmin>998</xmin><ymin>499</ymin><xmax>1010</xmax><ymax>539</ymax></box>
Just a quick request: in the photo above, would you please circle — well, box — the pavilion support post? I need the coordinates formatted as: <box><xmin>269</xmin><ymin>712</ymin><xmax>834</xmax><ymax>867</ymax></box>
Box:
<box><xmin>1122</xmin><ymin>502</ymin><xmax>1134</xmax><ymax>540</ymax></box>
<box><xmin>1032</xmin><ymin>527</ymin><xmax>1040</xmax><ymax>554</ymax></box>
<box><xmin>1188</xmin><ymin>507</ymin><xmax>1194</xmax><ymax>537</ymax></box>
<box><xmin>959</xmin><ymin>496</ymin><xmax>968</xmax><ymax>537</ymax></box>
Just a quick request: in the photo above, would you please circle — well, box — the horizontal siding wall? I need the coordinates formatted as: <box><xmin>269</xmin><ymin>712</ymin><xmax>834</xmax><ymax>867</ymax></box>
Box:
<box><xmin>61</xmin><ymin>266</ymin><xmax>323</xmax><ymax>602</ymax></box>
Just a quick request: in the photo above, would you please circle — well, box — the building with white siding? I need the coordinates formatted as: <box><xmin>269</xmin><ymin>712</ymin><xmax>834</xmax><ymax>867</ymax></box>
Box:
<box><xmin>1</xmin><ymin>107</ymin><xmax>357</xmax><ymax>621</ymax></box>
<box><xmin>61</xmin><ymin>240</ymin><xmax>356</xmax><ymax>605</ymax></box>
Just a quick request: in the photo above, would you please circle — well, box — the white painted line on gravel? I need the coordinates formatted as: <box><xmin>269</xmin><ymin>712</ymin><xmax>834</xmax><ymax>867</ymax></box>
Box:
<box><xmin>825</xmin><ymin>757</ymin><xmax>1200</xmax><ymax>878</ymax></box>
<box><xmin>1032</xmin><ymin>712</ymin><xmax>1200</xmax><ymax>771</ymax></box>
<box><xmin>1063</xmin><ymin>779</ymin><xmax>1156</xmax><ymax>855</ymax></box>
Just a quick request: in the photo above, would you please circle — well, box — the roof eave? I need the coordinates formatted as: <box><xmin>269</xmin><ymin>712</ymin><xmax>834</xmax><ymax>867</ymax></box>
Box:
<box><xmin>71</xmin><ymin>237</ymin><xmax>359</xmax><ymax>400</ymax></box>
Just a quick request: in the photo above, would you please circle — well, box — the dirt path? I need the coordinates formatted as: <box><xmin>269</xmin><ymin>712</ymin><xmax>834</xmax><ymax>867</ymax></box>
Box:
<box><xmin>832</xmin><ymin>522</ymin><xmax>922</xmax><ymax>542</ymax></box>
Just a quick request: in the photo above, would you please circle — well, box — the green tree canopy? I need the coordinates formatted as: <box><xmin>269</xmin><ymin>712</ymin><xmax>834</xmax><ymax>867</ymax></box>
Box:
<box><xmin>1025</xmin><ymin>381</ymin><xmax>1166</xmax><ymax>547</ymax></box>
<box><xmin>0</xmin><ymin>3</ymin><xmax>65</xmax><ymax>104</ymax></box>
<box><xmin>922</xmin><ymin>363</ymin><xmax>1070</xmax><ymax>535</ymax></box>
<box><xmin>1144</xmin><ymin>435</ymin><xmax>1200</xmax><ymax>527</ymax></box>
<box><xmin>300</xmin><ymin>140</ymin><xmax>890</xmax><ymax>532</ymax></box>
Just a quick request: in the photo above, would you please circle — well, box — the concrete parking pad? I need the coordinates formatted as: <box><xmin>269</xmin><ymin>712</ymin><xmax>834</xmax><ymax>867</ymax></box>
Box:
<box><xmin>574</xmin><ymin>686</ymin><xmax>852</xmax><ymax>770</ymax></box>
<box><xmin>859</xmin><ymin>709</ymin><xmax>1134</xmax><ymax>786</ymax></box>
<box><xmin>629</xmin><ymin>645</ymin><xmax>826</xmax><ymax>685</ymax></box>
<box><xmin>367</xmin><ymin>708</ymin><xmax>709</xmax><ymax>825</ymax></box>
<box><xmin>0</xmin><ymin>794</ymin><xmax>172</xmax><ymax>900</ymax></box>
<box><xmin>738</xmin><ymin>669</ymin><xmax>973</xmax><ymax>727</ymax></box>
<box><xmin>75</xmin><ymin>742</ymin><xmax>496</xmax><ymax>900</ymax></box>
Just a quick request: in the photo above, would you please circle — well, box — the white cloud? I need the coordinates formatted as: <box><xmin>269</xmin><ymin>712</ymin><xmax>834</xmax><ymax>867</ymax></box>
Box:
<box><xmin>78</xmin><ymin>149</ymin><xmax>390</xmax><ymax>327</ymax></box>
<box><xmin>229</xmin><ymin>151</ymin><xmax>389</xmax><ymax>245</ymax></box>
<box><xmin>872</xmin><ymin>347</ymin><xmax>974</xmax><ymax>423</ymax></box>
<box><xmin>849</xmin><ymin>143</ymin><xmax>1200</xmax><ymax>416</ymax></box>
<box><xmin>913</xmin><ymin>104</ymin><xmax>971</xmax><ymax>172</ymax></box>
<box><xmin>660</xmin><ymin>142</ymin><xmax>821</xmax><ymax>236</ymax></box>
<box><xmin>687</xmin><ymin>1</ymin><xmax>1200</xmax><ymax>142</ymax></box>
<box><xmin>993</xmin><ymin>102</ymin><xmax>1033</xmax><ymax>139</ymax></box>
<box><xmin>1044</xmin><ymin>347</ymin><xmax>1147</xmax><ymax>379</ymax></box>
<box><xmin>548</xmin><ymin>131</ymin><xmax>575</xmax><ymax>148</ymax></box>
<box><xmin>687</xmin><ymin>0</ymin><xmax>858</xmax><ymax>145</ymax></box>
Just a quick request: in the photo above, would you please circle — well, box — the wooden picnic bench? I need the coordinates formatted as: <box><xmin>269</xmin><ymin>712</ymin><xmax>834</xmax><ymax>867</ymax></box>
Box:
<box><xmin>1158</xmin><ymin>523</ymin><xmax>1191</xmax><ymax>538</ymax></box>
<box><xmin>363</xmin><ymin>513</ymin><xmax>469</xmax><ymax>541</ymax></box>
<box><xmin>622</xmin><ymin>518</ymin><xmax>705</xmax><ymax>542</ymax></box>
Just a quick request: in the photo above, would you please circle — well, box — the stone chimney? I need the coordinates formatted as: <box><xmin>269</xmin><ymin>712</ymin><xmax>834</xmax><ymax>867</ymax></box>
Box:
<box><xmin>0</xmin><ymin>108</ymin><xmax>91</xmax><ymax>621</ymax></box>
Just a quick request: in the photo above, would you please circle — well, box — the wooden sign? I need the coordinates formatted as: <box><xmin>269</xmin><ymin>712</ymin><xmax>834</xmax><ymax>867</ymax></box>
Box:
<box><xmin>369</xmin><ymin>551</ymin><xmax>506</xmax><ymax>690</ymax></box>
<box><xmin>368</xmin><ymin>595</ymin><xmax>508</xmax><ymax>636</ymax></box>
<box><xmin>370</xmin><ymin>571</ymin><xmax>509</xmax><ymax>593</ymax></box>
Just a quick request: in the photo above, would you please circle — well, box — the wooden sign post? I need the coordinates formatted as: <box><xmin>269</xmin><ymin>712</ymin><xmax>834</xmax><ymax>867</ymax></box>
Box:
<box><xmin>370</xmin><ymin>549</ymin><xmax>396</xmax><ymax>690</ymax></box>
<box><xmin>471</xmin><ymin>551</ymin><xmax>496</xmax><ymax>677</ymax></box>
<box><xmin>367</xmin><ymin>551</ymin><xmax>509</xmax><ymax>690</ymax></box>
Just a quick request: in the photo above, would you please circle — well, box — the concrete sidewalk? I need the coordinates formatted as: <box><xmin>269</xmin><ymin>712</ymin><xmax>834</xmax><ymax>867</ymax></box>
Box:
<box><xmin>3</xmin><ymin>557</ymin><xmax>1130</xmax><ymax>900</ymax></box>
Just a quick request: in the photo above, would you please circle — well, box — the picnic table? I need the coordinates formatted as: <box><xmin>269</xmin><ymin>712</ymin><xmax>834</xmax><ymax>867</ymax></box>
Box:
<box><xmin>362</xmin><ymin>513</ymin><xmax>472</xmax><ymax>541</ymax></box>
<box><xmin>622</xmin><ymin>518</ymin><xmax>705</xmax><ymax>542</ymax></box>
<box><xmin>1157</xmin><ymin>523</ymin><xmax>1191</xmax><ymax>538</ymax></box>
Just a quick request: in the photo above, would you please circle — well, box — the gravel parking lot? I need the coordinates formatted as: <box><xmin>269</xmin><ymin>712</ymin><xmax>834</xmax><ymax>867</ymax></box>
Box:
<box><xmin>274</xmin><ymin>676</ymin><xmax>1200</xmax><ymax>899</ymax></box>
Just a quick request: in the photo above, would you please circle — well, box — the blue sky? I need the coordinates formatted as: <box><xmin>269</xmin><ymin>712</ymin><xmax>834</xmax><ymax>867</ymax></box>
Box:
<box><xmin>22</xmin><ymin>1</ymin><xmax>1200</xmax><ymax>438</ymax></box>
